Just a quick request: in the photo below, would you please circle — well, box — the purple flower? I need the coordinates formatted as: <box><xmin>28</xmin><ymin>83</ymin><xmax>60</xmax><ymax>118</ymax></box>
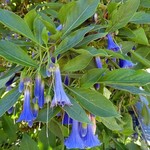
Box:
<box><xmin>56</xmin><ymin>24</ymin><xmax>63</xmax><ymax>31</ymax></box>
<box><xmin>51</xmin><ymin>65</ymin><xmax>72</xmax><ymax>107</ymax></box>
<box><xmin>62</xmin><ymin>112</ymin><xmax>72</xmax><ymax>125</ymax></box>
<box><xmin>38</xmin><ymin>81</ymin><xmax>45</xmax><ymax>108</ymax></box>
<box><xmin>34</xmin><ymin>74</ymin><xmax>41</xmax><ymax>98</ymax></box>
<box><xmin>46</xmin><ymin>63</ymin><xmax>55</xmax><ymax>77</ymax></box>
<box><xmin>119</xmin><ymin>59</ymin><xmax>135</xmax><ymax>68</ymax></box>
<box><xmin>5</xmin><ymin>75</ymin><xmax>15</xmax><ymax>87</ymax></box>
<box><xmin>64</xmin><ymin>75</ymin><xmax>70</xmax><ymax>86</ymax></box>
<box><xmin>106</xmin><ymin>34</ymin><xmax>120</xmax><ymax>52</ymax></box>
<box><xmin>7</xmin><ymin>106</ymin><xmax>14</xmax><ymax>114</ymax></box>
<box><xmin>94</xmin><ymin>83</ymin><xmax>100</xmax><ymax>90</ymax></box>
<box><xmin>65</xmin><ymin>119</ymin><xmax>85</xmax><ymax>149</ymax></box>
<box><xmin>16</xmin><ymin>89</ymin><xmax>35</xmax><ymax>127</ymax></box>
<box><xmin>33</xmin><ymin>103</ymin><xmax>39</xmax><ymax>119</ymax></box>
<box><xmin>95</xmin><ymin>56</ymin><xmax>102</xmax><ymax>68</ymax></box>
<box><xmin>83</xmin><ymin>124</ymin><xmax>101</xmax><ymax>148</ymax></box>
<box><xmin>18</xmin><ymin>79</ymin><xmax>24</xmax><ymax>93</ymax></box>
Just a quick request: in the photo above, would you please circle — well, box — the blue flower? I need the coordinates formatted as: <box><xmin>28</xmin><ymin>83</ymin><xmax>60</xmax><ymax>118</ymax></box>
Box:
<box><xmin>7</xmin><ymin>106</ymin><xmax>14</xmax><ymax>114</ymax></box>
<box><xmin>64</xmin><ymin>119</ymin><xmax>85</xmax><ymax>149</ymax></box>
<box><xmin>83</xmin><ymin>124</ymin><xmax>101</xmax><ymax>148</ymax></box>
<box><xmin>64</xmin><ymin>75</ymin><xmax>70</xmax><ymax>86</ymax></box>
<box><xmin>119</xmin><ymin>59</ymin><xmax>135</xmax><ymax>68</ymax></box>
<box><xmin>38</xmin><ymin>81</ymin><xmax>45</xmax><ymax>108</ymax></box>
<box><xmin>56</xmin><ymin>24</ymin><xmax>63</xmax><ymax>31</ymax></box>
<box><xmin>62</xmin><ymin>112</ymin><xmax>72</xmax><ymax>125</ymax></box>
<box><xmin>34</xmin><ymin>74</ymin><xmax>41</xmax><ymax>98</ymax></box>
<box><xmin>51</xmin><ymin>65</ymin><xmax>72</xmax><ymax>107</ymax></box>
<box><xmin>5</xmin><ymin>75</ymin><xmax>15</xmax><ymax>87</ymax></box>
<box><xmin>18</xmin><ymin>79</ymin><xmax>24</xmax><ymax>93</ymax></box>
<box><xmin>16</xmin><ymin>89</ymin><xmax>35</xmax><ymax>127</ymax></box>
<box><xmin>95</xmin><ymin>56</ymin><xmax>102</xmax><ymax>68</ymax></box>
<box><xmin>107</xmin><ymin>34</ymin><xmax>120</xmax><ymax>52</ymax></box>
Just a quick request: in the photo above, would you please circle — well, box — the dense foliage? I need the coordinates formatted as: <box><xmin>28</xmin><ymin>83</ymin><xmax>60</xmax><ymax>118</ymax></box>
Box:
<box><xmin>0</xmin><ymin>0</ymin><xmax>150</xmax><ymax>149</ymax></box>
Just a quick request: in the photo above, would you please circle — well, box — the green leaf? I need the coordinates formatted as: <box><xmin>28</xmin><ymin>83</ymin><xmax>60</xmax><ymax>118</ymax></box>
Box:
<box><xmin>0</xmin><ymin>75</ymin><xmax>12</xmax><ymax>89</ymax></box>
<box><xmin>140</xmin><ymin>0</ymin><xmax>150</xmax><ymax>8</ymax></box>
<box><xmin>38</xmin><ymin>126</ymin><xmax>56</xmax><ymax>149</ymax></box>
<box><xmin>49</xmin><ymin>119</ymin><xmax>64</xmax><ymax>143</ymax></box>
<box><xmin>0</xmin><ymin>87</ymin><xmax>21</xmax><ymax>117</ymax></box>
<box><xmin>36</xmin><ymin>107</ymin><xmax>60</xmax><ymax>123</ymax></box>
<box><xmin>0</xmin><ymin>9</ymin><xmax>36</xmax><ymax>42</ymax></box>
<box><xmin>67</xmin><ymin>87</ymin><xmax>118</xmax><ymax>117</ymax></box>
<box><xmin>58</xmin><ymin>1</ymin><xmax>76</xmax><ymax>24</ymax></box>
<box><xmin>130</xmin><ymin>50</ymin><xmax>150</xmax><ymax>68</ymax></box>
<box><xmin>0</xmin><ymin>66</ymin><xmax>22</xmax><ymax>80</ymax></box>
<box><xmin>130</xmin><ymin>28</ymin><xmax>149</xmax><ymax>45</ymax></box>
<box><xmin>76</xmin><ymin>32</ymin><xmax>108</xmax><ymax>47</ymax></box>
<box><xmin>24</xmin><ymin>9</ymin><xmax>37</xmax><ymax>30</ymax></box>
<box><xmin>101</xmin><ymin>117</ymin><xmax>122</xmax><ymax>131</ymax></box>
<box><xmin>33</xmin><ymin>17</ymin><xmax>45</xmax><ymax>45</ymax></box>
<box><xmin>130</xmin><ymin>12</ymin><xmax>150</xmax><ymax>24</ymax></box>
<box><xmin>83</xmin><ymin>47</ymin><xmax>108</xmax><ymax>57</ymax></box>
<box><xmin>63</xmin><ymin>96</ymin><xmax>91</xmax><ymax>123</ymax></box>
<box><xmin>99</xmin><ymin>69</ymin><xmax>150</xmax><ymax>86</ymax></box>
<box><xmin>55</xmin><ymin>26</ymin><xmax>93</xmax><ymax>55</ymax></box>
<box><xmin>108</xmin><ymin>85</ymin><xmax>150</xmax><ymax>96</ymax></box>
<box><xmin>2</xmin><ymin>116</ymin><xmax>17</xmax><ymax>142</ymax></box>
<box><xmin>121</xmin><ymin>114</ymin><xmax>134</xmax><ymax>136</ymax></box>
<box><xmin>0</xmin><ymin>129</ymin><xmax>8</xmax><ymax>143</ymax></box>
<box><xmin>107</xmin><ymin>0</ymin><xmax>140</xmax><ymax>32</ymax></box>
<box><xmin>20</xmin><ymin>134</ymin><xmax>39</xmax><ymax>150</ymax></box>
<box><xmin>0</xmin><ymin>41</ymin><xmax>38</xmax><ymax>68</ymax></box>
<box><xmin>81</xmin><ymin>68</ymin><xmax>107</xmax><ymax>88</ymax></box>
<box><xmin>62</xmin><ymin>0</ymin><xmax>99</xmax><ymax>36</ymax></box>
<box><xmin>63</xmin><ymin>53</ymin><xmax>92</xmax><ymax>72</ymax></box>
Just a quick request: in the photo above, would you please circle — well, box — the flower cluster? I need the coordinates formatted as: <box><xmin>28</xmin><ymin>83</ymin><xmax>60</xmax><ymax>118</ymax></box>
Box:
<box><xmin>107</xmin><ymin>34</ymin><xmax>135</xmax><ymax>68</ymax></box>
<box><xmin>16</xmin><ymin>64</ymin><xmax>72</xmax><ymax>127</ymax></box>
<box><xmin>65</xmin><ymin>114</ymin><xmax>101</xmax><ymax>149</ymax></box>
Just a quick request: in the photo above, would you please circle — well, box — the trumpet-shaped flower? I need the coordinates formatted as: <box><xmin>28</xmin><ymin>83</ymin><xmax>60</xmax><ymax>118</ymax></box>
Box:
<box><xmin>16</xmin><ymin>89</ymin><xmax>35</xmax><ymax>127</ymax></box>
<box><xmin>38</xmin><ymin>81</ymin><xmax>45</xmax><ymax>108</ymax></box>
<box><xmin>119</xmin><ymin>59</ymin><xmax>135</xmax><ymax>68</ymax></box>
<box><xmin>18</xmin><ymin>79</ymin><xmax>24</xmax><ymax>93</ymax></box>
<box><xmin>65</xmin><ymin>119</ymin><xmax>85</xmax><ymax>149</ymax></box>
<box><xmin>51</xmin><ymin>65</ymin><xmax>72</xmax><ymax>107</ymax></box>
<box><xmin>95</xmin><ymin>56</ymin><xmax>102</xmax><ymax>68</ymax></box>
<box><xmin>34</xmin><ymin>74</ymin><xmax>41</xmax><ymax>98</ymax></box>
<box><xmin>83</xmin><ymin>124</ymin><xmax>101</xmax><ymax>148</ymax></box>
<box><xmin>107</xmin><ymin>34</ymin><xmax>120</xmax><ymax>52</ymax></box>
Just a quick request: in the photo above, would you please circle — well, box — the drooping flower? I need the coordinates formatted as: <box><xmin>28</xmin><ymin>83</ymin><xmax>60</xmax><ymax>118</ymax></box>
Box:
<box><xmin>64</xmin><ymin>119</ymin><xmax>85</xmax><ymax>149</ymax></box>
<box><xmin>50</xmin><ymin>65</ymin><xmax>72</xmax><ymax>107</ymax></box>
<box><xmin>56</xmin><ymin>24</ymin><xmax>63</xmax><ymax>31</ymax></box>
<box><xmin>32</xmin><ymin>103</ymin><xmax>39</xmax><ymax>119</ymax></box>
<box><xmin>106</xmin><ymin>34</ymin><xmax>120</xmax><ymax>52</ymax></box>
<box><xmin>34</xmin><ymin>74</ymin><xmax>41</xmax><ymax>98</ymax></box>
<box><xmin>62</xmin><ymin>112</ymin><xmax>72</xmax><ymax>125</ymax></box>
<box><xmin>46</xmin><ymin>63</ymin><xmax>55</xmax><ymax>77</ymax></box>
<box><xmin>95</xmin><ymin>56</ymin><xmax>102</xmax><ymax>68</ymax></box>
<box><xmin>18</xmin><ymin>79</ymin><xmax>24</xmax><ymax>93</ymax></box>
<box><xmin>119</xmin><ymin>59</ymin><xmax>135</xmax><ymax>68</ymax></box>
<box><xmin>7</xmin><ymin>106</ymin><xmax>14</xmax><ymax>114</ymax></box>
<box><xmin>38</xmin><ymin>81</ymin><xmax>45</xmax><ymax>108</ymax></box>
<box><xmin>16</xmin><ymin>89</ymin><xmax>35</xmax><ymax>127</ymax></box>
<box><xmin>83</xmin><ymin>123</ymin><xmax>101</xmax><ymax>148</ymax></box>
